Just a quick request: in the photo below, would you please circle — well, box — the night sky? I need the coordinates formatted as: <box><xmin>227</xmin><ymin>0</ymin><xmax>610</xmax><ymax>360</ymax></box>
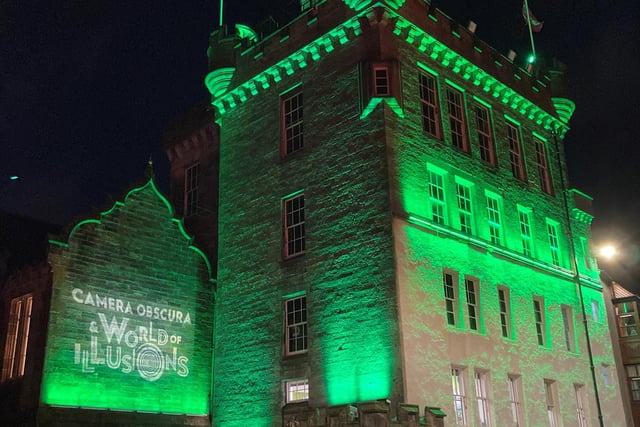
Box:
<box><xmin>1</xmin><ymin>1</ymin><xmax>639</xmax><ymax>288</ymax></box>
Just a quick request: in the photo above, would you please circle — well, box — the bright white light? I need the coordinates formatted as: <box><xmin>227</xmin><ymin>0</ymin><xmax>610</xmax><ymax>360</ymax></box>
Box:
<box><xmin>599</xmin><ymin>245</ymin><xmax>617</xmax><ymax>260</ymax></box>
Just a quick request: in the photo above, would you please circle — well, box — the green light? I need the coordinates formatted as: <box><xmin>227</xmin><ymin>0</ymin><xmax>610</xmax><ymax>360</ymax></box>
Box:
<box><xmin>10</xmin><ymin>175</ymin><xmax>18</xmax><ymax>180</ymax></box>
<box><xmin>528</xmin><ymin>55</ymin><xmax>536</xmax><ymax>64</ymax></box>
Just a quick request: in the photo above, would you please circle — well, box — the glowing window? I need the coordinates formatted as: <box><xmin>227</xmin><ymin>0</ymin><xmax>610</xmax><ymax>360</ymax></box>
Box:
<box><xmin>466</xmin><ymin>277</ymin><xmax>480</xmax><ymax>331</ymax></box>
<box><xmin>184</xmin><ymin>163</ymin><xmax>200</xmax><ymax>217</ymax></box>
<box><xmin>590</xmin><ymin>299</ymin><xmax>600</xmax><ymax>323</ymax></box>
<box><xmin>544</xmin><ymin>380</ymin><xmax>560</xmax><ymax>427</ymax></box>
<box><xmin>282</xmin><ymin>91</ymin><xmax>304</xmax><ymax>155</ymax></box>
<box><xmin>626</xmin><ymin>365</ymin><xmax>640</xmax><ymax>400</ymax></box>
<box><xmin>419</xmin><ymin>72</ymin><xmax>441</xmax><ymax>138</ymax></box>
<box><xmin>475</xmin><ymin>104</ymin><xmax>496</xmax><ymax>166</ymax></box>
<box><xmin>443</xmin><ymin>271</ymin><xmax>459</xmax><ymax>326</ymax></box>
<box><xmin>506</xmin><ymin>122</ymin><xmax>526</xmax><ymax>181</ymax></box>
<box><xmin>486</xmin><ymin>194</ymin><xmax>502</xmax><ymax>245</ymax></box>
<box><xmin>456</xmin><ymin>181</ymin><xmax>473</xmax><ymax>234</ymax></box>
<box><xmin>285</xmin><ymin>295</ymin><xmax>307</xmax><ymax>355</ymax></box>
<box><xmin>546</xmin><ymin>220</ymin><xmax>561</xmax><ymax>267</ymax></box>
<box><xmin>446</xmin><ymin>87</ymin><xmax>468</xmax><ymax>152</ymax></box>
<box><xmin>534</xmin><ymin>138</ymin><xmax>554</xmax><ymax>195</ymax></box>
<box><xmin>533</xmin><ymin>297</ymin><xmax>546</xmax><ymax>346</ymax></box>
<box><xmin>283</xmin><ymin>193</ymin><xmax>305</xmax><ymax>258</ymax></box>
<box><xmin>285</xmin><ymin>378</ymin><xmax>309</xmax><ymax>403</ymax></box>
<box><xmin>475</xmin><ymin>370</ymin><xmax>491</xmax><ymax>426</ymax></box>
<box><xmin>498</xmin><ymin>287</ymin><xmax>512</xmax><ymax>339</ymax></box>
<box><xmin>508</xmin><ymin>375</ymin><xmax>523</xmax><ymax>426</ymax></box>
<box><xmin>518</xmin><ymin>207</ymin><xmax>533</xmax><ymax>257</ymax></box>
<box><xmin>574</xmin><ymin>384</ymin><xmax>587</xmax><ymax>427</ymax></box>
<box><xmin>615</xmin><ymin>301</ymin><xmax>639</xmax><ymax>337</ymax></box>
<box><xmin>373</xmin><ymin>66</ymin><xmax>390</xmax><ymax>97</ymax></box>
<box><xmin>1</xmin><ymin>294</ymin><xmax>32</xmax><ymax>382</ymax></box>
<box><xmin>451</xmin><ymin>367</ymin><xmax>467</xmax><ymax>425</ymax></box>
<box><xmin>428</xmin><ymin>170</ymin><xmax>447</xmax><ymax>224</ymax></box>
<box><xmin>561</xmin><ymin>305</ymin><xmax>575</xmax><ymax>352</ymax></box>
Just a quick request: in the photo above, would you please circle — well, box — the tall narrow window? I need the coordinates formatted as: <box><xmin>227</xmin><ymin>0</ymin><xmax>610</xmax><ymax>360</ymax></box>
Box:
<box><xmin>626</xmin><ymin>364</ymin><xmax>640</xmax><ymax>400</ymax></box>
<box><xmin>184</xmin><ymin>163</ymin><xmax>200</xmax><ymax>217</ymax></box>
<box><xmin>282</xmin><ymin>91</ymin><xmax>304</xmax><ymax>155</ymax></box>
<box><xmin>546</xmin><ymin>220</ymin><xmax>561</xmax><ymax>267</ymax></box>
<box><xmin>533</xmin><ymin>297</ymin><xmax>546</xmax><ymax>346</ymax></box>
<box><xmin>373</xmin><ymin>66</ymin><xmax>390</xmax><ymax>96</ymax></box>
<box><xmin>420</xmin><ymin>73</ymin><xmax>441</xmax><ymax>138</ymax></box>
<box><xmin>452</xmin><ymin>367</ymin><xmax>467</xmax><ymax>425</ymax></box>
<box><xmin>446</xmin><ymin>86</ymin><xmax>468</xmax><ymax>152</ymax></box>
<box><xmin>285</xmin><ymin>295</ymin><xmax>307</xmax><ymax>355</ymax></box>
<box><xmin>285</xmin><ymin>378</ymin><xmax>309</xmax><ymax>402</ymax></box>
<box><xmin>590</xmin><ymin>299</ymin><xmax>600</xmax><ymax>323</ymax></box>
<box><xmin>508</xmin><ymin>375</ymin><xmax>523</xmax><ymax>426</ymax></box>
<box><xmin>615</xmin><ymin>301</ymin><xmax>639</xmax><ymax>337</ymax></box>
<box><xmin>601</xmin><ymin>364</ymin><xmax>611</xmax><ymax>386</ymax></box>
<box><xmin>535</xmin><ymin>137</ymin><xmax>554</xmax><ymax>194</ymax></box>
<box><xmin>428</xmin><ymin>169</ymin><xmax>446</xmax><ymax>224</ymax></box>
<box><xmin>581</xmin><ymin>237</ymin><xmax>594</xmax><ymax>271</ymax></box>
<box><xmin>443</xmin><ymin>271</ymin><xmax>458</xmax><ymax>326</ymax></box>
<box><xmin>475</xmin><ymin>104</ymin><xmax>496</xmax><ymax>165</ymax></box>
<box><xmin>466</xmin><ymin>277</ymin><xmax>480</xmax><ymax>331</ymax></box>
<box><xmin>486</xmin><ymin>194</ymin><xmax>502</xmax><ymax>245</ymax></box>
<box><xmin>498</xmin><ymin>287</ymin><xmax>512</xmax><ymax>339</ymax></box>
<box><xmin>475</xmin><ymin>370</ymin><xmax>491</xmax><ymax>426</ymax></box>
<box><xmin>518</xmin><ymin>207</ymin><xmax>533</xmax><ymax>257</ymax></box>
<box><xmin>456</xmin><ymin>181</ymin><xmax>473</xmax><ymax>234</ymax></box>
<box><xmin>1</xmin><ymin>294</ymin><xmax>32</xmax><ymax>382</ymax></box>
<box><xmin>506</xmin><ymin>122</ymin><xmax>526</xmax><ymax>181</ymax></box>
<box><xmin>545</xmin><ymin>380</ymin><xmax>560</xmax><ymax>427</ymax></box>
<box><xmin>561</xmin><ymin>305</ymin><xmax>575</xmax><ymax>352</ymax></box>
<box><xmin>574</xmin><ymin>384</ymin><xmax>588</xmax><ymax>427</ymax></box>
<box><xmin>283</xmin><ymin>193</ymin><xmax>305</xmax><ymax>258</ymax></box>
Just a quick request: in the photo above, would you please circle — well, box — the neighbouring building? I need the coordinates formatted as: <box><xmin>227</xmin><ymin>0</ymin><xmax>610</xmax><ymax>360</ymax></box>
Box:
<box><xmin>195</xmin><ymin>0</ymin><xmax>627</xmax><ymax>425</ymax></box>
<box><xmin>0</xmin><ymin>177</ymin><xmax>214</xmax><ymax>426</ymax></box>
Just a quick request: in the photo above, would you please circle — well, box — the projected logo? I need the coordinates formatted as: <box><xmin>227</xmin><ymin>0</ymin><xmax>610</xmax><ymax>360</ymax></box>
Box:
<box><xmin>72</xmin><ymin>288</ymin><xmax>191</xmax><ymax>382</ymax></box>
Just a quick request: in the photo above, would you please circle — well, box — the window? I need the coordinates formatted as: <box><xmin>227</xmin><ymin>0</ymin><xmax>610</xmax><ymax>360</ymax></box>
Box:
<box><xmin>283</xmin><ymin>193</ymin><xmax>305</xmax><ymax>258</ymax></box>
<box><xmin>507</xmin><ymin>375</ymin><xmax>523</xmax><ymax>426</ymax></box>
<box><xmin>285</xmin><ymin>378</ymin><xmax>309</xmax><ymax>403</ymax></box>
<box><xmin>475</xmin><ymin>104</ymin><xmax>496</xmax><ymax>166</ymax></box>
<box><xmin>546</xmin><ymin>221</ymin><xmax>561</xmax><ymax>267</ymax></box>
<box><xmin>544</xmin><ymin>380</ymin><xmax>560</xmax><ymax>427</ymax></box>
<box><xmin>561</xmin><ymin>305</ymin><xmax>575</xmax><ymax>352</ymax></box>
<box><xmin>626</xmin><ymin>364</ymin><xmax>640</xmax><ymax>400</ymax></box>
<box><xmin>533</xmin><ymin>297</ymin><xmax>546</xmax><ymax>346</ymax></box>
<box><xmin>601</xmin><ymin>363</ymin><xmax>611</xmax><ymax>386</ymax></box>
<box><xmin>498</xmin><ymin>287</ymin><xmax>512</xmax><ymax>339</ymax></box>
<box><xmin>535</xmin><ymin>138</ymin><xmax>554</xmax><ymax>194</ymax></box>
<box><xmin>1</xmin><ymin>294</ymin><xmax>32</xmax><ymax>382</ymax></box>
<box><xmin>466</xmin><ymin>277</ymin><xmax>480</xmax><ymax>331</ymax></box>
<box><xmin>428</xmin><ymin>169</ymin><xmax>447</xmax><ymax>224</ymax></box>
<box><xmin>518</xmin><ymin>207</ymin><xmax>533</xmax><ymax>257</ymax></box>
<box><xmin>574</xmin><ymin>384</ymin><xmax>587</xmax><ymax>427</ymax></box>
<box><xmin>373</xmin><ymin>66</ymin><xmax>390</xmax><ymax>96</ymax></box>
<box><xmin>446</xmin><ymin>86</ymin><xmax>468</xmax><ymax>152</ymax></box>
<box><xmin>420</xmin><ymin>72</ymin><xmax>441</xmax><ymax>138</ymax></box>
<box><xmin>456</xmin><ymin>181</ymin><xmax>473</xmax><ymax>234</ymax></box>
<box><xmin>486</xmin><ymin>194</ymin><xmax>502</xmax><ymax>245</ymax></box>
<box><xmin>581</xmin><ymin>237</ymin><xmax>593</xmax><ymax>271</ymax></box>
<box><xmin>590</xmin><ymin>299</ymin><xmax>600</xmax><ymax>323</ymax></box>
<box><xmin>443</xmin><ymin>271</ymin><xmax>459</xmax><ymax>326</ymax></box>
<box><xmin>452</xmin><ymin>367</ymin><xmax>467</xmax><ymax>425</ymax></box>
<box><xmin>184</xmin><ymin>163</ymin><xmax>200</xmax><ymax>217</ymax></box>
<box><xmin>285</xmin><ymin>295</ymin><xmax>307</xmax><ymax>355</ymax></box>
<box><xmin>474</xmin><ymin>370</ymin><xmax>491</xmax><ymax>426</ymax></box>
<box><xmin>282</xmin><ymin>91</ymin><xmax>304</xmax><ymax>155</ymax></box>
<box><xmin>506</xmin><ymin>122</ymin><xmax>526</xmax><ymax>181</ymax></box>
<box><xmin>615</xmin><ymin>301</ymin><xmax>639</xmax><ymax>337</ymax></box>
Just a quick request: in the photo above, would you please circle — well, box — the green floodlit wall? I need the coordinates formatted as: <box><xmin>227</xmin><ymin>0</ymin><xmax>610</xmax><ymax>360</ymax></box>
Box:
<box><xmin>213</xmin><ymin>28</ymin><xmax>401</xmax><ymax>425</ymax></box>
<box><xmin>42</xmin><ymin>180</ymin><xmax>213</xmax><ymax>415</ymax></box>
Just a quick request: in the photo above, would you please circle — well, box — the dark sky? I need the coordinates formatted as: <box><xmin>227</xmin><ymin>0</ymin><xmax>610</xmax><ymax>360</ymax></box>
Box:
<box><xmin>1</xmin><ymin>0</ymin><xmax>639</xmax><ymax>287</ymax></box>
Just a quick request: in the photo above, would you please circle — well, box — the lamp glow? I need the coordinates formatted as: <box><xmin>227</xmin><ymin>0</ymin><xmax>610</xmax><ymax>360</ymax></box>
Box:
<box><xmin>599</xmin><ymin>245</ymin><xmax>617</xmax><ymax>260</ymax></box>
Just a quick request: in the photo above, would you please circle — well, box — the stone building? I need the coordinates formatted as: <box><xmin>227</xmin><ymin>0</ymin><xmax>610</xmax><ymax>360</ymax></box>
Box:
<box><xmin>182</xmin><ymin>0</ymin><xmax>628</xmax><ymax>425</ymax></box>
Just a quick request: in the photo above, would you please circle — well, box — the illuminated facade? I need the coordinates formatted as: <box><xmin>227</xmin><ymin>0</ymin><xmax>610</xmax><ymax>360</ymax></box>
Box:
<box><xmin>0</xmin><ymin>178</ymin><xmax>214</xmax><ymax>426</ymax></box>
<box><xmin>204</xmin><ymin>0</ymin><xmax>626</xmax><ymax>426</ymax></box>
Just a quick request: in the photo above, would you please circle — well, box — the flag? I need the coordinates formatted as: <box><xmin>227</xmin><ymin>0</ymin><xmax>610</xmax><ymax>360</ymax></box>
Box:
<box><xmin>522</xmin><ymin>1</ymin><xmax>543</xmax><ymax>32</ymax></box>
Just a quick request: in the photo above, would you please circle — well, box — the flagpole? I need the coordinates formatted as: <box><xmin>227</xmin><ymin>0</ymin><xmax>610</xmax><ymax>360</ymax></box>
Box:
<box><xmin>219</xmin><ymin>0</ymin><xmax>224</xmax><ymax>27</ymax></box>
<box><xmin>524</xmin><ymin>0</ymin><xmax>537</xmax><ymax>62</ymax></box>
